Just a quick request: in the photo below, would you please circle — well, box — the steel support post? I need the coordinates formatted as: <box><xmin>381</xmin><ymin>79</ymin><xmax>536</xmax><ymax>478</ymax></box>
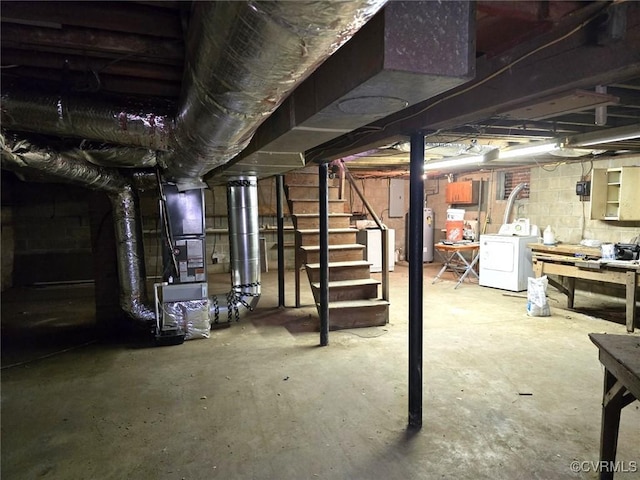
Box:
<box><xmin>408</xmin><ymin>131</ymin><xmax>425</xmax><ymax>428</ymax></box>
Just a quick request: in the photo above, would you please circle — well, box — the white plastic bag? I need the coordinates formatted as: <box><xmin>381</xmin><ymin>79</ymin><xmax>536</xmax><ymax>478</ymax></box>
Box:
<box><xmin>527</xmin><ymin>276</ymin><xmax>550</xmax><ymax>317</ymax></box>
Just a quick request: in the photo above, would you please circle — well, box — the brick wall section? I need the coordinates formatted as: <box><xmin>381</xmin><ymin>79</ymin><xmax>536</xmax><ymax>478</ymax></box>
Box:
<box><xmin>504</xmin><ymin>169</ymin><xmax>530</xmax><ymax>199</ymax></box>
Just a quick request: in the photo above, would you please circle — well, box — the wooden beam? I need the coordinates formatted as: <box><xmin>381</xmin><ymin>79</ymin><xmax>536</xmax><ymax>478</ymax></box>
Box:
<box><xmin>1</xmin><ymin>48</ymin><xmax>183</xmax><ymax>82</ymax></box>
<box><xmin>306</xmin><ymin>3</ymin><xmax>640</xmax><ymax>162</ymax></box>
<box><xmin>0</xmin><ymin>23</ymin><xmax>184</xmax><ymax>66</ymax></box>
<box><xmin>1</xmin><ymin>1</ymin><xmax>183</xmax><ymax>38</ymax></box>
<box><xmin>3</xmin><ymin>67</ymin><xmax>181</xmax><ymax>99</ymax></box>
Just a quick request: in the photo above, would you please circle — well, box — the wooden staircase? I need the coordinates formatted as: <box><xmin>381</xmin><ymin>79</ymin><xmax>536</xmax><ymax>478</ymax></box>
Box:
<box><xmin>285</xmin><ymin>168</ymin><xmax>389</xmax><ymax>330</ymax></box>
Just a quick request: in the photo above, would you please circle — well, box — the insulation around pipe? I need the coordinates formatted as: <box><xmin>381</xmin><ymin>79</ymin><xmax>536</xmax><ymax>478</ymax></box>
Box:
<box><xmin>72</xmin><ymin>144</ymin><xmax>157</xmax><ymax>168</ymax></box>
<box><xmin>109</xmin><ymin>185</ymin><xmax>156</xmax><ymax>324</ymax></box>
<box><xmin>209</xmin><ymin>176</ymin><xmax>261</xmax><ymax>323</ymax></box>
<box><xmin>1</xmin><ymin>132</ymin><xmax>128</xmax><ymax>193</ymax></box>
<box><xmin>1</xmin><ymin>2</ymin><xmax>385</xmax><ymax>183</ymax></box>
<box><xmin>1</xmin><ymin>83</ymin><xmax>175</xmax><ymax>151</ymax></box>
<box><xmin>163</xmin><ymin>0</ymin><xmax>387</xmax><ymax>182</ymax></box>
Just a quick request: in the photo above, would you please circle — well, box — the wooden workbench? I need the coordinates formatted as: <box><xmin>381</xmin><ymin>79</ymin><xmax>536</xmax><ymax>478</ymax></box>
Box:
<box><xmin>530</xmin><ymin>243</ymin><xmax>640</xmax><ymax>332</ymax></box>
<box><xmin>589</xmin><ymin>334</ymin><xmax>640</xmax><ymax>480</ymax></box>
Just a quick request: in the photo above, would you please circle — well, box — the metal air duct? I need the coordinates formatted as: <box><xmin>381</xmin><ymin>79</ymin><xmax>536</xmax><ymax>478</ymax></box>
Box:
<box><xmin>2</xmin><ymin>1</ymin><xmax>386</xmax><ymax>183</ymax></box>
<box><xmin>110</xmin><ymin>185</ymin><xmax>156</xmax><ymax>324</ymax></box>
<box><xmin>1</xmin><ymin>83</ymin><xmax>174</xmax><ymax>151</ymax></box>
<box><xmin>0</xmin><ymin>133</ymin><xmax>128</xmax><ymax>192</ymax></box>
<box><xmin>503</xmin><ymin>182</ymin><xmax>528</xmax><ymax>225</ymax></box>
<box><xmin>162</xmin><ymin>0</ymin><xmax>386</xmax><ymax>184</ymax></box>
<box><xmin>1</xmin><ymin>133</ymin><xmax>155</xmax><ymax>324</ymax></box>
<box><xmin>225</xmin><ymin>1</ymin><xmax>476</xmax><ymax>179</ymax></box>
<box><xmin>209</xmin><ymin>176</ymin><xmax>261</xmax><ymax>323</ymax></box>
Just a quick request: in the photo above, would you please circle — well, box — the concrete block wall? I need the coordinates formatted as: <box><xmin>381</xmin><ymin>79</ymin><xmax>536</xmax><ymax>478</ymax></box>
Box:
<box><xmin>2</xmin><ymin>203</ymin><xmax>15</xmax><ymax>291</ymax></box>
<box><xmin>528</xmin><ymin>155</ymin><xmax>640</xmax><ymax>244</ymax></box>
<box><xmin>7</xmin><ymin>179</ymin><xmax>94</xmax><ymax>285</ymax></box>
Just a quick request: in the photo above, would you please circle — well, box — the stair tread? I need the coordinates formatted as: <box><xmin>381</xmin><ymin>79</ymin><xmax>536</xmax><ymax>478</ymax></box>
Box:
<box><xmin>286</xmin><ymin>184</ymin><xmax>339</xmax><ymax>188</ymax></box>
<box><xmin>311</xmin><ymin>278</ymin><xmax>381</xmax><ymax>289</ymax></box>
<box><xmin>306</xmin><ymin>260</ymin><xmax>371</xmax><ymax>269</ymax></box>
<box><xmin>297</xmin><ymin>228</ymin><xmax>357</xmax><ymax>234</ymax></box>
<box><xmin>323</xmin><ymin>299</ymin><xmax>390</xmax><ymax>309</ymax></box>
<box><xmin>300</xmin><ymin>243</ymin><xmax>364</xmax><ymax>252</ymax></box>
<box><xmin>293</xmin><ymin>213</ymin><xmax>351</xmax><ymax>217</ymax></box>
<box><xmin>289</xmin><ymin>198</ymin><xmax>345</xmax><ymax>202</ymax></box>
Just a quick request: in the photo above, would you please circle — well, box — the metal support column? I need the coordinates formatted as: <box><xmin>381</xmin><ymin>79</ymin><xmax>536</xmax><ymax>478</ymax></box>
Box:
<box><xmin>276</xmin><ymin>175</ymin><xmax>285</xmax><ymax>307</ymax></box>
<box><xmin>408</xmin><ymin>131</ymin><xmax>425</xmax><ymax>429</ymax></box>
<box><xmin>319</xmin><ymin>163</ymin><xmax>329</xmax><ymax>346</ymax></box>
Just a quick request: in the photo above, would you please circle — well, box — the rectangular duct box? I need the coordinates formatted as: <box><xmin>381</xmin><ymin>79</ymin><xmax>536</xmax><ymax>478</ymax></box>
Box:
<box><xmin>162</xmin><ymin>283</ymin><xmax>208</xmax><ymax>303</ymax></box>
<box><xmin>233</xmin><ymin>1</ymin><xmax>475</xmax><ymax>172</ymax></box>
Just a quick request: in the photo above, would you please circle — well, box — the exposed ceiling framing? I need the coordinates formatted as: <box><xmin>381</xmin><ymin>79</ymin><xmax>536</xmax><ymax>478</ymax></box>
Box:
<box><xmin>2</xmin><ymin>1</ymin><xmax>640</xmax><ymax>181</ymax></box>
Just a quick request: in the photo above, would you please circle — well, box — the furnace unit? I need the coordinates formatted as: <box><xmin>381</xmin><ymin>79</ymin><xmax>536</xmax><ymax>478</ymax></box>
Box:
<box><xmin>156</xmin><ymin>183</ymin><xmax>209</xmax><ymax>344</ymax></box>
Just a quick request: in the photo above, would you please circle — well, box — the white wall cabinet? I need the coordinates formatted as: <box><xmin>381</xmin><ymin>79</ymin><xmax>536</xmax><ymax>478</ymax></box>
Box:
<box><xmin>590</xmin><ymin>166</ymin><xmax>640</xmax><ymax>221</ymax></box>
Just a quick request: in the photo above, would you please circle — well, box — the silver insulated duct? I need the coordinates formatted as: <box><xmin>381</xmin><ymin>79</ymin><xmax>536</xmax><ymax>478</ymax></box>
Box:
<box><xmin>0</xmin><ymin>84</ymin><xmax>174</xmax><ymax>151</ymax></box>
<box><xmin>162</xmin><ymin>0</ymin><xmax>386</xmax><ymax>183</ymax></box>
<box><xmin>110</xmin><ymin>185</ymin><xmax>156</xmax><ymax>324</ymax></box>
<box><xmin>0</xmin><ymin>133</ymin><xmax>128</xmax><ymax>193</ymax></box>
<box><xmin>1</xmin><ymin>1</ymin><xmax>386</xmax><ymax>182</ymax></box>
<box><xmin>1</xmin><ymin>133</ymin><xmax>155</xmax><ymax>324</ymax></box>
<box><xmin>503</xmin><ymin>182</ymin><xmax>528</xmax><ymax>225</ymax></box>
<box><xmin>210</xmin><ymin>176</ymin><xmax>261</xmax><ymax>323</ymax></box>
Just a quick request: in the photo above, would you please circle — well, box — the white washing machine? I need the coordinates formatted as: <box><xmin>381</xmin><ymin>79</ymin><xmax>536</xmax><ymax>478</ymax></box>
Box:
<box><xmin>479</xmin><ymin>235</ymin><xmax>538</xmax><ymax>291</ymax></box>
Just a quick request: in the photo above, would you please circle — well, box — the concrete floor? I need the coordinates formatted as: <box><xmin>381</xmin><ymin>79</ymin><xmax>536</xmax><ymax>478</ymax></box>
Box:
<box><xmin>2</xmin><ymin>263</ymin><xmax>639</xmax><ymax>480</ymax></box>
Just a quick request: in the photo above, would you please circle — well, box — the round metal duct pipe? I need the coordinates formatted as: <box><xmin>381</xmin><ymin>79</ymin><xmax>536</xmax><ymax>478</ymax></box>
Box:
<box><xmin>210</xmin><ymin>176</ymin><xmax>261</xmax><ymax>323</ymax></box>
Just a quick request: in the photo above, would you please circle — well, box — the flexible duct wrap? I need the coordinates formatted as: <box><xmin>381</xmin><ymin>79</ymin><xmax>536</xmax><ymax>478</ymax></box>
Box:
<box><xmin>2</xmin><ymin>1</ymin><xmax>385</xmax><ymax>180</ymax></box>
<box><xmin>110</xmin><ymin>185</ymin><xmax>156</xmax><ymax>323</ymax></box>
<box><xmin>163</xmin><ymin>0</ymin><xmax>386</xmax><ymax>181</ymax></box>
<box><xmin>1</xmin><ymin>133</ymin><xmax>128</xmax><ymax>192</ymax></box>
<box><xmin>1</xmin><ymin>85</ymin><xmax>174</xmax><ymax>151</ymax></box>
<box><xmin>0</xmin><ymin>1</ymin><xmax>388</xmax><ymax>326</ymax></box>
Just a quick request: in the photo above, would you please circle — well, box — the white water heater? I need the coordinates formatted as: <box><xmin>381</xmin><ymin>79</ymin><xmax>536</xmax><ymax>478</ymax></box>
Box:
<box><xmin>405</xmin><ymin>208</ymin><xmax>434</xmax><ymax>262</ymax></box>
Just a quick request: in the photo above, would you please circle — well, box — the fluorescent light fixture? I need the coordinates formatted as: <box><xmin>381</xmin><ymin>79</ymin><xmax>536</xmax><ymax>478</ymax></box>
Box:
<box><xmin>498</xmin><ymin>141</ymin><xmax>558</xmax><ymax>159</ymax></box>
<box><xmin>567</xmin><ymin>124</ymin><xmax>640</xmax><ymax>147</ymax></box>
<box><xmin>423</xmin><ymin>154</ymin><xmax>486</xmax><ymax>171</ymax></box>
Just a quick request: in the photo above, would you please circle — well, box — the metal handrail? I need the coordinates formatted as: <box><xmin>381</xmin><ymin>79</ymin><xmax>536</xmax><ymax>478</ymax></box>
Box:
<box><xmin>340</xmin><ymin>161</ymin><xmax>389</xmax><ymax>303</ymax></box>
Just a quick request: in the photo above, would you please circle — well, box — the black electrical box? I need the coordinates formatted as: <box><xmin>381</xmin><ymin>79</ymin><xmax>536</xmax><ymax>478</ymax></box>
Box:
<box><xmin>576</xmin><ymin>180</ymin><xmax>591</xmax><ymax>196</ymax></box>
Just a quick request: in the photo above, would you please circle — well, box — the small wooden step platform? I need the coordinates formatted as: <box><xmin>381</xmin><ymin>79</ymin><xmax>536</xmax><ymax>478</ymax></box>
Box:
<box><xmin>322</xmin><ymin>299</ymin><xmax>390</xmax><ymax>330</ymax></box>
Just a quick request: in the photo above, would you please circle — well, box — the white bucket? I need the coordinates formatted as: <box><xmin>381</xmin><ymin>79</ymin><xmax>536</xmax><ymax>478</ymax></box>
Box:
<box><xmin>446</xmin><ymin>208</ymin><xmax>465</xmax><ymax>221</ymax></box>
